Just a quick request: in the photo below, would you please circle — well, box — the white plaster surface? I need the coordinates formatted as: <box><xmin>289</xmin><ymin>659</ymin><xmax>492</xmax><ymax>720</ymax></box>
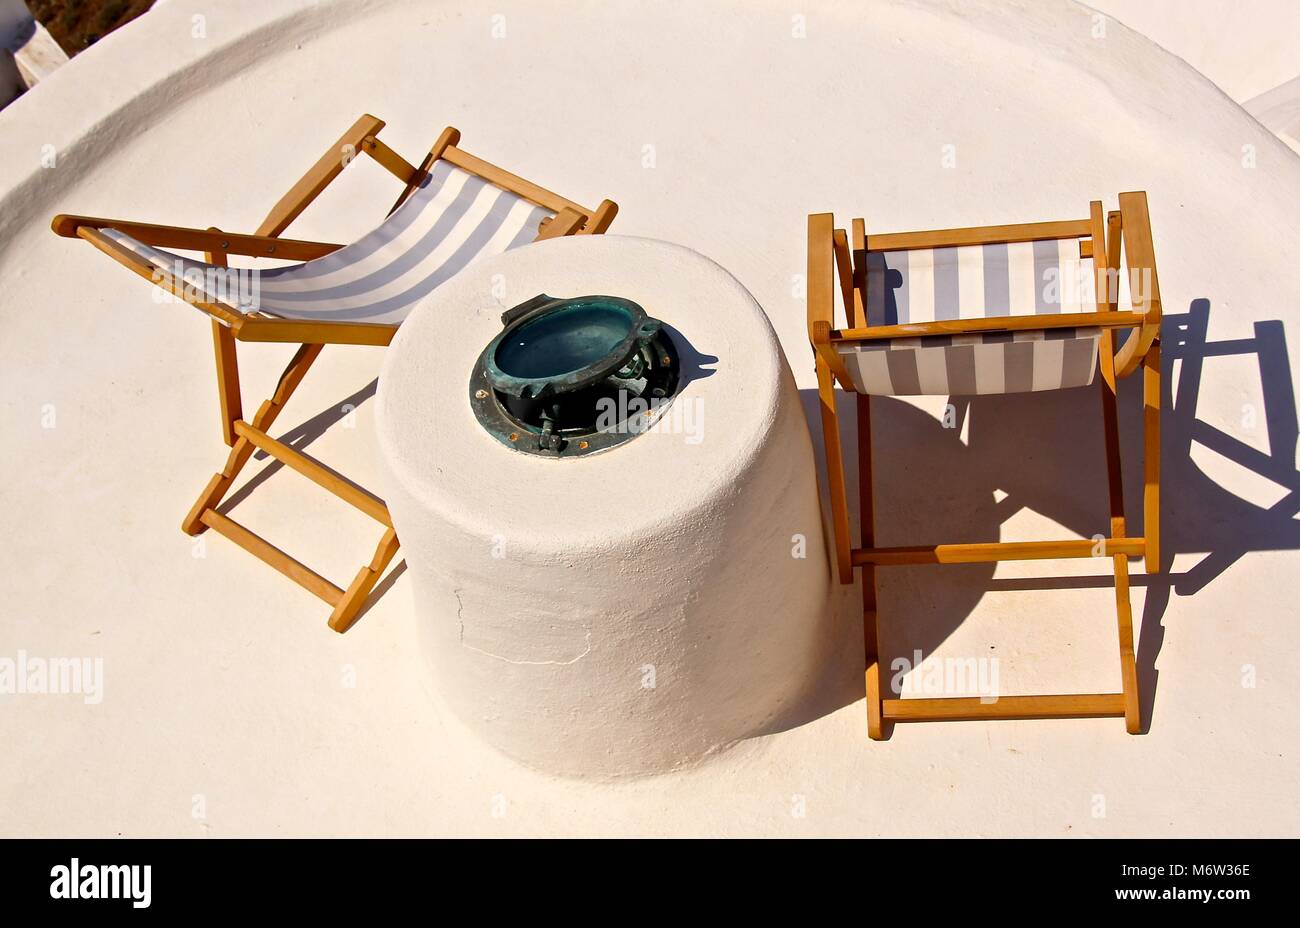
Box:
<box><xmin>1</xmin><ymin>0</ymin><xmax>1298</xmax><ymax>835</ymax></box>
<box><xmin>1084</xmin><ymin>1</ymin><xmax>1300</xmax><ymax>103</ymax></box>
<box><xmin>1085</xmin><ymin>1</ymin><xmax>1300</xmax><ymax>153</ymax></box>
<box><xmin>377</xmin><ymin>235</ymin><xmax>831</xmax><ymax>777</ymax></box>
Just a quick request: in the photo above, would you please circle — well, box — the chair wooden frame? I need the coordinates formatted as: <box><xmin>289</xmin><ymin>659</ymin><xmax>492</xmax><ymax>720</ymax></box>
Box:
<box><xmin>807</xmin><ymin>191</ymin><xmax>1161</xmax><ymax>738</ymax></box>
<box><xmin>53</xmin><ymin>114</ymin><xmax>618</xmax><ymax>633</ymax></box>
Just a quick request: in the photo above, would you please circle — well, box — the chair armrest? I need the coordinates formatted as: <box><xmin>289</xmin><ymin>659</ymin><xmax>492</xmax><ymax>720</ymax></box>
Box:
<box><xmin>808</xmin><ymin>213</ymin><xmax>858</xmax><ymax>389</ymax></box>
<box><xmin>1112</xmin><ymin>191</ymin><xmax>1162</xmax><ymax>378</ymax></box>
<box><xmin>807</xmin><ymin>212</ymin><xmax>837</xmax><ymax>346</ymax></box>
<box><xmin>387</xmin><ymin>126</ymin><xmax>462</xmax><ymax>216</ymax></box>
<box><xmin>535</xmin><ymin>207</ymin><xmax>586</xmax><ymax>240</ymax></box>
<box><xmin>256</xmin><ymin>113</ymin><xmax>386</xmax><ymax>237</ymax></box>
<box><xmin>579</xmin><ymin>199</ymin><xmax>619</xmax><ymax>234</ymax></box>
<box><xmin>51</xmin><ymin>214</ymin><xmax>342</xmax><ymax>261</ymax></box>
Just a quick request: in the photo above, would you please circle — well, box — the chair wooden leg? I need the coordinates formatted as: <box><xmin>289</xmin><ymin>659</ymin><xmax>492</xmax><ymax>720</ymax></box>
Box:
<box><xmin>816</xmin><ymin>353</ymin><xmax>854</xmax><ymax>584</ymax></box>
<box><xmin>857</xmin><ymin>392</ymin><xmax>885</xmax><ymax>740</ymax></box>
<box><xmin>205</xmin><ymin>236</ymin><xmax>242</xmax><ymax>447</ymax></box>
<box><xmin>182</xmin><ymin>343</ymin><xmax>323</xmax><ymax>535</ymax></box>
<box><xmin>328</xmin><ymin>528</ymin><xmax>400</xmax><ymax>633</ymax></box>
<box><xmin>211</xmin><ymin>322</ymin><xmax>243</xmax><ymax>447</ymax></box>
<box><xmin>833</xmin><ymin>375</ymin><xmax>1145</xmax><ymax>735</ymax></box>
<box><xmin>1143</xmin><ymin>341</ymin><xmax>1161</xmax><ymax>573</ymax></box>
<box><xmin>1111</xmin><ymin>552</ymin><xmax>1141</xmax><ymax>733</ymax></box>
<box><xmin>1100</xmin><ymin>376</ymin><xmax>1142</xmax><ymax>734</ymax></box>
<box><xmin>180</xmin><ymin>340</ymin><xmax>399</xmax><ymax>631</ymax></box>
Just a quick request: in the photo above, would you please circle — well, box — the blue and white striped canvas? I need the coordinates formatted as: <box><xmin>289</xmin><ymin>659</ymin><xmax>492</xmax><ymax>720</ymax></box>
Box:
<box><xmin>101</xmin><ymin>160</ymin><xmax>555</xmax><ymax>326</ymax></box>
<box><xmin>839</xmin><ymin>241</ymin><xmax>1103</xmax><ymax>396</ymax></box>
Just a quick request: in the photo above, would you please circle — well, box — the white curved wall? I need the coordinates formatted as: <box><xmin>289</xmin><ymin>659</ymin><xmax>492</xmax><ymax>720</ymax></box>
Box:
<box><xmin>1085</xmin><ymin>0</ymin><xmax>1300</xmax><ymax>152</ymax></box>
<box><xmin>1084</xmin><ymin>0</ymin><xmax>1300</xmax><ymax>103</ymax></box>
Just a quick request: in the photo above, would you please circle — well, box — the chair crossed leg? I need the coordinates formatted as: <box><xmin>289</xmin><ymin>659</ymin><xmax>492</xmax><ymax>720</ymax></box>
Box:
<box><xmin>848</xmin><ymin>340</ymin><xmax>1158</xmax><ymax>739</ymax></box>
<box><xmin>181</xmin><ymin>341</ymin><xmax>399</xmax><ymax>633</ymax></box>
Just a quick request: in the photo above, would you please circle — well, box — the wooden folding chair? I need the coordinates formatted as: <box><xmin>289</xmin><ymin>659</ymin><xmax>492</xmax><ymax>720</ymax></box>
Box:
<box><xmin>807</xmin><ymin>191</ymin><xmax>1161</xmax><ymax>737</ymax></box>
<box><xmin>52</xmin><ymin>114</ymin><xmax>618</xmax><ymax>633</ymax></box>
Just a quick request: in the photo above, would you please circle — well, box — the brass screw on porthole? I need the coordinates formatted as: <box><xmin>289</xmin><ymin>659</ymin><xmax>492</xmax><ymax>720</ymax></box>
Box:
<box><xmin>578</xmin><ymin>441</ymin><xmax>590</xmax><ymax>450</ymax></box>
<box><xmin>508</xmin><ymin>433</ymin><xmax>519</xmax><ymax>442</ymax></box>
<box><xmin>475</xmin><ymin>389</ymin><xmax>489</xmax><ymax>399</ymax></box>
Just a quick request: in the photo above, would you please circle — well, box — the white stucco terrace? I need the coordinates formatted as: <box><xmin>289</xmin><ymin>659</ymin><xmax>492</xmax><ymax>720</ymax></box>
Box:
<box><xmin>1</xmin><ymin>0</ymin><xmax>1297</xmax><ymax>835</ymax></box>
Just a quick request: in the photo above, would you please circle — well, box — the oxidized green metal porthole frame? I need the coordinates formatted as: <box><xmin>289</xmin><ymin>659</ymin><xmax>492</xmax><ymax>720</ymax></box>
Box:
<box><xmin>469</xmin><ymin>294</ymin><xmax>680</xmax><ymax>458</ymax></box>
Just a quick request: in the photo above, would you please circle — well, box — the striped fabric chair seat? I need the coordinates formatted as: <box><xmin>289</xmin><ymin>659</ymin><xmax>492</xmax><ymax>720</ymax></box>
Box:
<box><xmin>101</xmin><ymin>159</ymin><xmax>555</xmax><ymax>326</ymax></box>
<box><xmin>837</xmin><ymin>240</ymin><xmax>1101</xmax><ymax>395</ymax></box>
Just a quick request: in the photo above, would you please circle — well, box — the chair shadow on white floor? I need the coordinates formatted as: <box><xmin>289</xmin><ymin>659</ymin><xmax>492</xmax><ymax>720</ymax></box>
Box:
<box><xmin>780</xmin><ymin>298</ymin><xmax>1298</xmax><ymax>736</ymax></box>
<box><xmin>212</xmin><ymin>376</ymin><xmax>405</xmax><ymax>628</ymax></box>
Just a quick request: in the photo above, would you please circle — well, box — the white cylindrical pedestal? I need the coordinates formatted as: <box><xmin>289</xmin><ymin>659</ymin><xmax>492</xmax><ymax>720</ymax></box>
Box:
<box><xmin>376</xmin><ymin>235</ymin><xmax>832</xmax><ymax>778</ymax></box>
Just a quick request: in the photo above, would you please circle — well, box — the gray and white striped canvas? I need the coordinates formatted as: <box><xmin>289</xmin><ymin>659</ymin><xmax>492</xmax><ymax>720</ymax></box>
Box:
<box><xmin>836</xmin><ymin>241</ymin><xmax>1102</xmax><ymax>396</ymax></box>
<box><xmin>864</xmin><ymin>239</ymin><xmax>1097</xmax><ymax>325</ymax></box>
<box><xmin>102</xmin><ymin>160</ymin><xmax>555</xmax><ymax>326</ymax></box>
<box><xmin>837</xmin><ymin>327</ymin><xmax>1102</xmax><ymax>395</ymax></box>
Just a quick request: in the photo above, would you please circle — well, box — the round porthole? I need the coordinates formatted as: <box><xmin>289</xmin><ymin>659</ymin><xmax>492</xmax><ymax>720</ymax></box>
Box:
<box><xmin>469</xmin><ymin>294</ymin><xmax>680</xmax><ymax>457</ymax></box>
